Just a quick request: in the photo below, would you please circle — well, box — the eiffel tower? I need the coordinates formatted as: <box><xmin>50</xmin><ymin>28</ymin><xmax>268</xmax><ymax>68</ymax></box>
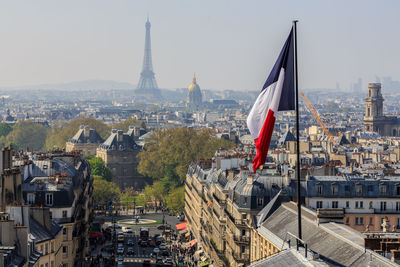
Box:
<box><xmin>135</xmin><ymin>17</ymin><xmax>161</xmax><ymax>98</ymax></box>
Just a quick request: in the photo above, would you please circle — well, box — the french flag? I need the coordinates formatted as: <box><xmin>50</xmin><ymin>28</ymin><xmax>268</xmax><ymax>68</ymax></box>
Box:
<box><xmin>247</xmin><ymin>28</ymin><xmax>295</xmax><ymax>173</ymax></box>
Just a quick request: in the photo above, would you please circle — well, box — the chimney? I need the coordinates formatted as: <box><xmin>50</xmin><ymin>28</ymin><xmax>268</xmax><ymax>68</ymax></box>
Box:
<box><xmin>117</xmin><ymin>130</ymin><xmax>124</xmax><ymax>142</ymax></box>
<box><xmin>134</xmin><ymin>126</ymin><xmax>141</xmax><ymax>137</ymax></box>
<box><xmin>84</xmin><ymin>126</ymin><xmax>90</xmax><ymax>137</ymax></box>
<box><xmin>29</xmin><ymin>207</ymin><xmax>52</xmax><ymax>232</ymax></box>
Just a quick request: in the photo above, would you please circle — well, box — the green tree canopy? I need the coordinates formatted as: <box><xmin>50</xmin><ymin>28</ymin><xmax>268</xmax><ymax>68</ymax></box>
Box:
<box><xmin>111</xmin><ymin>117</ymin><xmax>145</xmax><ymax>132</ymax></box>
<box><xmin>137</xmin><ymin>127</ymin><xmax>233</xmax><ymax>185</ymax></box>
<box><xmin>6</xmin><ymin>120</ymin><xmax>47</xmax><ymax>150</ymax></box>
<box><xmin>165</xmin><ymin>187</ymin><xmax>184</xmax><ymax>214</ymax></box>
<box><xmin>86</xmin><ymin>155</ymin><xmax>113</xmax><ymax>182</ymax></box>
<box><xmin>92</xmin><ymin>176</ymin><xmax>121</xmax><ymax>207</ymax></box>
<box><xmin>45</xmin><ymin>117</ymin><xmax>110</xmax><ymax>150</ymax></box>
<box><xmin>0</xmin><ymin>123</ymin><xmax>12</xmax><ymax>137</ymax></box>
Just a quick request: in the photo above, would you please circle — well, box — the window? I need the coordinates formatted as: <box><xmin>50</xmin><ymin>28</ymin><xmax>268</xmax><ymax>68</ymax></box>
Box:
<box><xmin>331</xmin><ymin>184</ymin><xmax>339</xmax><ymax>196</ymax></box>
<box><xmin>379</xmin><ymin>184</ymin><xmax>387</xmax><ymax>195</ymax></box>
<box><xmin>243</xmin><ymin>197</ymin><xmax>247</xmax><ymax>205</ymax></box>
<box><xmin>49</xmin><ymin>211</ymin><xmax>52</xmax><ymax>219</ymax></box>
<box><xmin>355</xmin><ymin>184</ymin><xmax>362</xmax><ymax>196</ymax></box>
<box><xmin>368</xmin><ymin>185</ymin><xmax>374</xmax><ymax>192</ymax></box>
<box><xmin>63</xmin><ymin>228</ymin><xmax>67</xmax><ymax>235</ymax></box>
<box><xmin>346</xmin><ymin>201</ymin><xmax>349</xmax><ymax>208</ymax></box>
<box><xmin>62</xmin><ymin>210</ymin><xmax>67</xmax><ymax>218</ymax></box>
<box><xmin>332</xmin><ymin>201</ymin><xmax>338</xmax><ymax>208</ymax></box>
<box><xmin>345</xmin><ymin>217</ymin><xmax>349</xmax><ymax>224</ymax></box>
<box><xmin>257</xmin><ymin>197</ymin><xmax>263</xmax><ymax>207</ymax></box>
<box><xmin>355</xmin><ymin>201</ymin><xmax>359</xmax><ymax>208</ymax></box>
<box><xmin>27</xmin><ymin>193</ymin><xmax>35</xmax><ymax>205</ymax></box>
<box><xmin>344</xmin><ymin>185</ymin><xmax>350</xmax><ymax>192</ymax></box>
<box><xmin>355</xmin><ymin>217</ymin><xmax>359</xmax><ymax>225</ymax></box>
<box><xmin>316</xmin><ymin>184</ymin><xmax>323</xmax><ymax>195</ymax></box>
<box><xmin>241</xmin><ymin>229</ymin><xmax>246</xmax><ymax>236</ymax></box>
<box><xmin>43</xmin><ymin>164</ymin><xmax>48</xmax><ymax>169</ymax></box>
<box><xmin>62</xmin><ymin>246</ymin><xmax>68</xmax><ymax>254</ymax></box>
<box><xmin>51</xmin><ymin>261</ymin><xmax>54</xmax><ymax>267</ymax></box>
<box><xmin>360</xmin><ymin>201</ymin><xmax>363</xmax><ymax>209</ymax></box>
<box><xmin>397</xmin><ymin>186</ymin><xmax>400</xmax><ymax>195</ymax></box>
<box><xmin>45</xmin><ymin>263</ymin><xmax>48</xmax><ymax>267</ymax></box>
<box><xmin>360</xmin><ymin>217</ymin><xmax>364</xmax><ymax>225</ymax></box>
<box><xmin>369</xmin><ymin>217</ymin><xmax>373</xmax><ymax>225</ymax></box>
<box><xmin>51</xmin><ymin>242</ymin><xmax>54</xmax><ymax>253</ymax></box>
<box><xmin>396</xmin><ymin>202</ymin><xmax>400</xmax><ymax>211</ymax></box>
<box><xmin>40</xmin><ymin>245</ymin><xmax>43</xmax><ymax>253</ymax></box>
<box><xmin>45</xmin><ymin>243</ymin><xmax>48</xmax><ymax>254</ymax></box>
<box><xmin>369</xmin><ymin>201</ymin><xmax>373</xmax><ymax>209</ymax></box>
<box><xmin>45</xmin><ymin>193</ymin><xmax>53</xmax><ymax>206</ymax></box>
<box><xmin>380</xmin><ymin>201</ymin><xmax>387</xmax><ymax>211</ymax></box>
<box><xmin>316</xmin><ymin>201</ymin><xmax>323</xmax><ymax>209</ymax></box>
<box><xmin>241</xmin><ymin>246</ymin><xmax>245</xmax><ymax>253</ymax></box>
<box><xmin>397</xmin><ymin>218</ymin><xmax>400</xmax><ymax>229</ymax></box>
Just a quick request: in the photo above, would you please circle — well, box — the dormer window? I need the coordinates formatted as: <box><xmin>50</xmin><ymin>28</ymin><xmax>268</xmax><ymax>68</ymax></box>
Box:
<box><xmin>46</xmin><ymin>193</ymin><xmax>53</xmax><ymax>206</ymax></box>
<box><xmin>379</xmin><ymin>184</ymin><xmax>387</xmax><ymax>195</ymax></box>
<box><xmin>27</xmin><ymin>193</ymin><xmax>35</xmax><ymax>205</ymax></box>
<box><xmin>355</xmin><ymin>184</ymin><xmax>362</xmax><ymax>196</ymax></box>
<box><xmin>316</xmin><ymin>184</ymin><xmax>323</xmax><ymax>196</ymax></box>
<box><xmin>257</xmin><ymin>197</ymin><xmax>263</xmax><ymax>207</ymax></box>
<box><xmin>331</xmin><ymin>184</ymin><xmax>339</xmax><ymax>196</ymax></box>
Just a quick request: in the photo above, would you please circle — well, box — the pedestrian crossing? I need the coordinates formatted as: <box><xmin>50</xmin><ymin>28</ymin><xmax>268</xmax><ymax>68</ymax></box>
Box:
<box><xmin>123</xmin><ymin>257</ymin><xmax>155</xmax><ymax>263</ymax></box>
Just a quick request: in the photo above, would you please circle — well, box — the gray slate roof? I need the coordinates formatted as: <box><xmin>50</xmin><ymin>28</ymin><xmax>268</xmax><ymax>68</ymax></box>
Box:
<box><xmin>29</xmin><ymin>217</ymin><xmax>63</xmax><ymax>243</ymax></box>
<box><xmin>258</xmin><ymin>202</ymin><xmax>397</xmax><ymax>267</ymax></box>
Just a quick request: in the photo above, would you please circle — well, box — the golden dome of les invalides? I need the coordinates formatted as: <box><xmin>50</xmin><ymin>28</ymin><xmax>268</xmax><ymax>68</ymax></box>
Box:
<box><xmin>186</xmin><ymin>74</ymin><xmax>202</xmax><ymax>108</ymax></box>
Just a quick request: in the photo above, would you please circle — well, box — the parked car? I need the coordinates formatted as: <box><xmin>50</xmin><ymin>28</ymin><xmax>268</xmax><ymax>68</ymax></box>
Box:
<box><xmin>153</xmin><ymin>247</ymin><xmax>160</xmax><ymax>254</ymax></box>
<box><xmin>156</xmin><ymin>258</ymin><xmax>164</xmax><ymax>267</ymax></box>
<box><xmin>127</xmin><ymin>239</ymin><xmax>134</xmax><ymax>246</ymax></box>
<box><xmin>143</xmin><ymin>259</ymin><xmax>151</xmax><ymax>266</ymax></box>
<box><xmin>117</xmin><ymin>256</ymin><xmax>124</xmax><ymax>267</ymax></box>
<box><xmin>117</xmin><ymin>247</ymin><xmax>124</xmax><ymax>255</ymax></box>
<box><xmin>127</xmin><ymin>247</ymin><xmax>134</xmax><ymax>255</ymax></box>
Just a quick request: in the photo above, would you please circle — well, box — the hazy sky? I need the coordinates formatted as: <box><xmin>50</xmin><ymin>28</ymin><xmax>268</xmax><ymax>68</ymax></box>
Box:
<box><xmin>0</xmin><ymin>0</ymin><xmax>399</xmax><ymax>91</ymax></box>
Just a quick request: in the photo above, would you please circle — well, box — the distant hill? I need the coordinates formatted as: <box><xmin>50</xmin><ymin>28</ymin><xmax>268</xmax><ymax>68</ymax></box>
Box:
<box><xmin>0</xmin><ymin>80</ymin><xmax>136</xmax><ymax>91</ymax></box>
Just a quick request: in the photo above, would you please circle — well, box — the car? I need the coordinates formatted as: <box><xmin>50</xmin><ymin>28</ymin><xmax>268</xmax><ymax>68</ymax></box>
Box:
<box><xmin>159</xmin><ymin>243</ymin><xmax>166</xmax><ymax>250</ymax></box>
<box><xmin>177</xmin><ymin>256</ymin><xmax>184</xmax><ymax>265</ymax></box>
<box><xmin>123</xmin><ymin>227</ymin><xmax>133</xmax><ymax>233</ymax></box>
<box><xmin>117</xmin><ymin>256</ymin><xmax>124</xmax><ymax>267</ymax></box>
<box><xmin>140</xmin><ymin>240</ymin><xmax>148</xmax><ymax>247</ymax></box>
<box><xmin>156</xmin><ymin>258</ymin><xmax>164</xmax><ymax>267</ymax></box>
<box><xmin>127</xmin><ymin>239</ymin><xmax>134</xmax><ymax>246</ymax></box>
<box><xmin>157</xmin><ymin>225</ymin><xmax>166</xmax><ymax>230</ymax></box>
<box><xmin>161</xmin><ymin>250</ymin><xmax>169</xmax><ymax>257</ymax></box>
<box><xmin>110</xmin><ymin>224</ymin><xmax>122</xmax><ymax>230</ymax></box>
<box><xmin>164</xmin><ymin>258</ymin><xmax>173</xmax><ymax>266</ymax></box>
<box><xmin>153</xmin><ymin>247</ymin><xmax>160</xmax><ymax>254</ymax></box>
<box><xmin>117</xmin><ymin>247</ymin><xmax>124</xmax><ymax>255</ymax></box>
<box><xmin>127</xmin><ymin>247</ymin><xmax>134</xmax><ymax>255</ymax></box>
<box><xmin>143</xmin><ymin>259</ymin><xmax>151</xmax><ymax>266</ymax></box>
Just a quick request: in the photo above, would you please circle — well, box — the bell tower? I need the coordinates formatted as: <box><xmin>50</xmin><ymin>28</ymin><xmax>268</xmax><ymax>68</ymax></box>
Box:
<box><xmin>364</xmin><ymin>83</ymin><xmax>385</xmax><ymax>133</ymax></box>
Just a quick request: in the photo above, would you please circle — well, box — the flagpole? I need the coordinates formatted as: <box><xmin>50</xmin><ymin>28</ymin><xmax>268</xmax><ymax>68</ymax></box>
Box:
<box><xmin>293</xmin><ymin>20</ymin><xmax>302</xmax><ymax>240</ymax></box>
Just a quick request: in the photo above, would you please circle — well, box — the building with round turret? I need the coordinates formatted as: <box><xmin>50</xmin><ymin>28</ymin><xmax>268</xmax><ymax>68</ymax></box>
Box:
<box><xmin>186</xmin><ymin>74</ymin><xmax>202</xmax><ymax>109</ymax></box>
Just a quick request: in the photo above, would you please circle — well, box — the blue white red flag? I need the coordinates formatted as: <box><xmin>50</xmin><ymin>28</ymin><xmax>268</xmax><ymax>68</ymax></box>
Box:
<box><xmin>247</xmin><ymin>28</ymin><xmax>295</xmax><ymax>172</ymax></box>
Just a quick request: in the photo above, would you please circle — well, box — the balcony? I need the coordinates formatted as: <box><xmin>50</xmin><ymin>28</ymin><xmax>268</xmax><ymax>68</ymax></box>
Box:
<box><xmin>232</xmin><ymin>252</ymin><xmax>249</xmax><ymax>263</ymax></box>
<box><xmin>374</xmin><ymin>209</ymin><xmax>400</xmax><ymax>214</ymax></box>
<box><xmin>213</xmin><ymin>193</ymin><xmax>226</xmax><ymax>205</ymax></box>
<box><xmin>225</xmin><ymin>209</ymin><xmax>247</xmax><ymax>226</ymax></box>
<box><xmin>233</xmin><ymin>235</ymin><xmax>250</xmax><ymax>244</ymax></box>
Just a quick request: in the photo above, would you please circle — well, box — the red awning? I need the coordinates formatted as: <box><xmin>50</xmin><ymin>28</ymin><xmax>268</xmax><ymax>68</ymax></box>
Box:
<box><xmin>189</xmin><ymin>239</ymin><xmax>197</xmax><ymax>247</ymax></box>
<box><xmin>176</xmin><ymin>222</ymin><xmax>187</xmax><ymax>230</ymax></box>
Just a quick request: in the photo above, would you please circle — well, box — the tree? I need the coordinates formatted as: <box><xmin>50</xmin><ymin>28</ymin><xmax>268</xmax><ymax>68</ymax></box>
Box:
<box><xmin>111</xmin><ymin>117</ymin><xmax>145</xmax><ymax>132</ymax></box>
<box><xmin>92</xmin><ymin>176</ymin><xmax>121</xmax><ymax>207</ymax></box>
<box><xmin>165</xmin><ymin>187</ymin><xmax>184</xmax><ymax>214</ymax></box>
<box><xmin>137</xmin><ymin>127</ymin><xmax>233</xmax><ymax>185</ymax></box>
<box><xmin>45</xmin><ymin>117</ymin><xmax>110</xmax><ymax>150</ymax></box>
<box><xmin>0</xmin><ymin>123</ymin><xmax>12</xmax><ymax>137</ymax></box>
<box><xmin>6</xmin><ymin>120</ymin><xmax>48</xmax><ymax>150</ymax></box>
<box><xmin>86</xmin><ymin>155</ymin><xmax>113</xmax><ymax>182</ymax></box>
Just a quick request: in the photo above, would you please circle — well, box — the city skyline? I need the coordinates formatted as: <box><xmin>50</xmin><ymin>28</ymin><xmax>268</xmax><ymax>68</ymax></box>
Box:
<box><xmin>0</xmin><ymin>1</ymin><xmax>399</xmax><ymax>91</ymax></box>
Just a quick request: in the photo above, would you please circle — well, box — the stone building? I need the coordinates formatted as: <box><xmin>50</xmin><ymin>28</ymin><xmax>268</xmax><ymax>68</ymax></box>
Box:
<box><xmin>16</xmin><ymin>151</ymin><xmax>93</xmax><ymax>267</ymax></box>
<box><xmin>186</xmin><ymin>75</ymin><xmax>202</xmax><ymax>109</ymax></box>
<box><xmin>65</xmin><ymin>125</ymin><xmax>104</xmax><ymax>155</ymax></box>
<box><xmin>96</xmin><ymin>126</ymin><xmax>145</xmax><ymax>189</ymax></box>
<box><xmin>184</xmin><ymin>147</ymin><xmax>290</xmax><ymax>267</ymax></box>
<box><xmin>364</xmin><ymin>83</ymin><xmax>400</xmax><ymax>136</ymax></box>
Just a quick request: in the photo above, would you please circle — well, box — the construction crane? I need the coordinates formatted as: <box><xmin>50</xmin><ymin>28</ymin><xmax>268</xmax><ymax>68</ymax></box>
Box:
<box><xmin>301</xmin><ymin>92</ymin><xmax>335</xmax><ymax>143</ymax></box>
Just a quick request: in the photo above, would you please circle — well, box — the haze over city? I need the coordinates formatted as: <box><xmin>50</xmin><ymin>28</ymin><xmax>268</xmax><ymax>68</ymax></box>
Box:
<box><xmin>1</xmin><ymin>0</ymin><xmax>400</xmax><ymax>91</ymax></box>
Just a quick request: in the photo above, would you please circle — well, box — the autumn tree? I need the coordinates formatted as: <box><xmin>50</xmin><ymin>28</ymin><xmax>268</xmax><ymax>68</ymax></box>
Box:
<box><xmin>111</xmin><ymin>117</ymin><xmax>145</xmax><ymax>132</ymax></box>
<box><xmin>45</xmin><ymin>117</ymin><xmax>110</xmax><ymax>150</ymax></box>
<box><xmin>6</xmin><ymin>120</ymin><xmax>48</xmax><ymax>150</ymax></box>
<box><xmin>137</xmin><ymin>127</ymin><xmax>233</xmax><ymax>184</ymax></box>
<box><xmin>165</xmin><ymin>187</ymin><xmax>184</xmax><ymax>213</ymax></box>
<box><xmin>92</xmin><ymin>176</ymin><xmax>121</xmax><ymax>207</ymax></box>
